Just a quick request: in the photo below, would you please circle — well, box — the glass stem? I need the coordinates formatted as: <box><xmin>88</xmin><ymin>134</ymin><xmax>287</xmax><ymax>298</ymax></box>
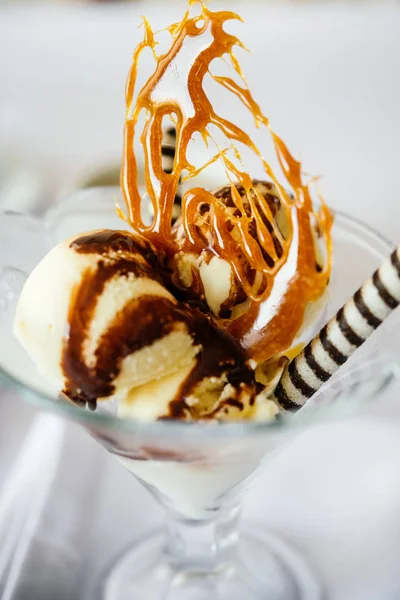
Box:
<box><xmin>165</xmin><ymin>505</ymin><xmax>241</xmax><ymax>572</ymax></box>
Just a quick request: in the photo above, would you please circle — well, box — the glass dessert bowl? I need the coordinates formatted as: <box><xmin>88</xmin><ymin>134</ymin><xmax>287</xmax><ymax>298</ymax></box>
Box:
<box><xmin>0</xmin><ymin>196</ymin><xmax>397</xmax><ymax>600</ymax></box>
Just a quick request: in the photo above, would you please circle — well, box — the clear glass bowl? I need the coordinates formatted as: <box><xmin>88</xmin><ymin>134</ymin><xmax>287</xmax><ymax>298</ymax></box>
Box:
<box><xmin>0</xmin><ymin>187</ymin><xmax>398</xmax><ymax>600</ymax></box>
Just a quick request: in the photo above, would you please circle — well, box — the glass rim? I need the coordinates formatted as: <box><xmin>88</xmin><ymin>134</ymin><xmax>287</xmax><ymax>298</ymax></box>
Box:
<box><xmin>0</xmin><ymin>207</ymin><xmax>396</xmax><ymax>438</ymax></box>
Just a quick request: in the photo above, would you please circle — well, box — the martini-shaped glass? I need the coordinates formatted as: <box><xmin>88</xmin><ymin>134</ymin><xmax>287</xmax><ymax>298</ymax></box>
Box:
<box><xmin>0</xmin><ymin>187</ymin><xmax>398</xmax><ymax>600</ymax></box>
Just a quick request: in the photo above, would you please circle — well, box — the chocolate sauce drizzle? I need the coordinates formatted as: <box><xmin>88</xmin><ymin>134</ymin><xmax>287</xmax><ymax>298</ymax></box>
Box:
<box><xmin>62</xmin><ymin>230</ymin><xmax>254</xmax><ymax>416</ymax></box>
<box><xmin>63</xmin><ymin>231</ymin><xmax>160</xmax><ymax>405</ymax></box>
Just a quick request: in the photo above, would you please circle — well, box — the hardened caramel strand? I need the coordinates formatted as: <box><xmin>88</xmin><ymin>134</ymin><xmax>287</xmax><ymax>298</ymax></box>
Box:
<box><xmin>121</xmin><ymin>0</ymin><xmax>333</xmax><ymax>360</ymax></box>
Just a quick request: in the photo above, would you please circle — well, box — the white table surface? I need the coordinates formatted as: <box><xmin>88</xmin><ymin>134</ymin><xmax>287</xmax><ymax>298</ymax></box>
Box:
<box><xmin>1</xmin><ymin>2</ymin><xmax>400</xmax><ymax>599</ymax></box>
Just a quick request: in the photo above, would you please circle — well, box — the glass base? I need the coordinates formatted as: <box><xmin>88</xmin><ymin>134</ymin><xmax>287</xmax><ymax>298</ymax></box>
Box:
<box><xmin>101</xmin><ymin>526</ymin><xmax>322</xmax><ymax>600</ymax></box>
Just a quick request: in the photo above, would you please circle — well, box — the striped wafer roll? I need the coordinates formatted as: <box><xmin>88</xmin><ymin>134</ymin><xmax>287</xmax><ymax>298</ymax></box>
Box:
<box><xmin>273</xmin><ymin>245</ymin><xmax>400</xmax><ymax>412</ymax></box>
<box><xmin>161</xmin><ymin>127</ymin><xmax>182</xmax><ymax>223</ymax></box>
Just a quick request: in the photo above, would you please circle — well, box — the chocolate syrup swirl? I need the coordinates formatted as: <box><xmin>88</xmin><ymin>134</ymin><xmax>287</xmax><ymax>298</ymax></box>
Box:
<box><xmin>62</xmin><ymin>230</ymin><xmax>255</xmax><ymax>415</ymax></box>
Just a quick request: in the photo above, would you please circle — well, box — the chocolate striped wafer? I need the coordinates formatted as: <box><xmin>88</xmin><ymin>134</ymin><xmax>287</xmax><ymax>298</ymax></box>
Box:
<box><xmin>273</xmin><ymin>245</ymin><xmax>400</xmax><ymax>412</ymax></box>
<box><xmin>161</xmin><ymin>127</ymin><xmax>182</xmax><ymax>223</ymax></box>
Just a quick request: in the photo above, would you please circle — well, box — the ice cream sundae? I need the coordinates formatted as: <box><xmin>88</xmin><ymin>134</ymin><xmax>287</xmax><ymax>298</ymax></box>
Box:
<box><xmin>14</xmin><ymin>0</ymin><xmax>332</xmax><ymax>422</ymax></box>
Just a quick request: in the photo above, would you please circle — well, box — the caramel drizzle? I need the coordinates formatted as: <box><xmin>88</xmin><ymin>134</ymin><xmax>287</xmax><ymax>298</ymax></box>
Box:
<box><xmin>121</xmin><ymin>0</ymin><xmax>332</xmax><ymax>358</ymax></box>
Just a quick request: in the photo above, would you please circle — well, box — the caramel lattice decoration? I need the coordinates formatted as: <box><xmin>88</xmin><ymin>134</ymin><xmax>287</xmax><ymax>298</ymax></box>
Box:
<box><xmin>121</xmin><ymin>0</ymin><xmax>333</xmax><ymax>360</ymax></box>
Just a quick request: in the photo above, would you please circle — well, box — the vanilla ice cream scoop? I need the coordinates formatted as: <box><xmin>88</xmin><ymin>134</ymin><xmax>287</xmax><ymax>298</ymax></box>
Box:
<box><xmin>172</xmin><ymin>180</ymin><xmax>330</xmax><ymax>361</ymax></box>
<box><xmin>14</xmin><ymin>230</ymin><xmax>196</xmax><ymax>404</ymax></box>
<box><xmin>172</xmin><ymin>181</ymin><xmax>288</xmax><ymax>316</ymax></box>
<box><xmin>14</xmin><ymin>229</ymin><xmax>269</xmax><ymax>419</ymax></box>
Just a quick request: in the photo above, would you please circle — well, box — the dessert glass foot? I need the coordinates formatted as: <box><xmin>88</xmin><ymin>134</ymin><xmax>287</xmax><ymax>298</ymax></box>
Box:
<box><xmin>0</xmin><ymin>188</ymin><xmax>398</xmax><ymax>600</ymax></box>
<box><xmin>101</xmin><ymin>526</ymin><xmax>320</xmax><ymax>600</ymax></box>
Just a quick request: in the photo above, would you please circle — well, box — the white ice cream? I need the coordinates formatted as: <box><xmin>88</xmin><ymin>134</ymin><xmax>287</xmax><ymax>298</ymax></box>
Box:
<box><xmin>14</xmin><ymin>230</ymin><xmax>200</xmax><ymax>404</ymax></box>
